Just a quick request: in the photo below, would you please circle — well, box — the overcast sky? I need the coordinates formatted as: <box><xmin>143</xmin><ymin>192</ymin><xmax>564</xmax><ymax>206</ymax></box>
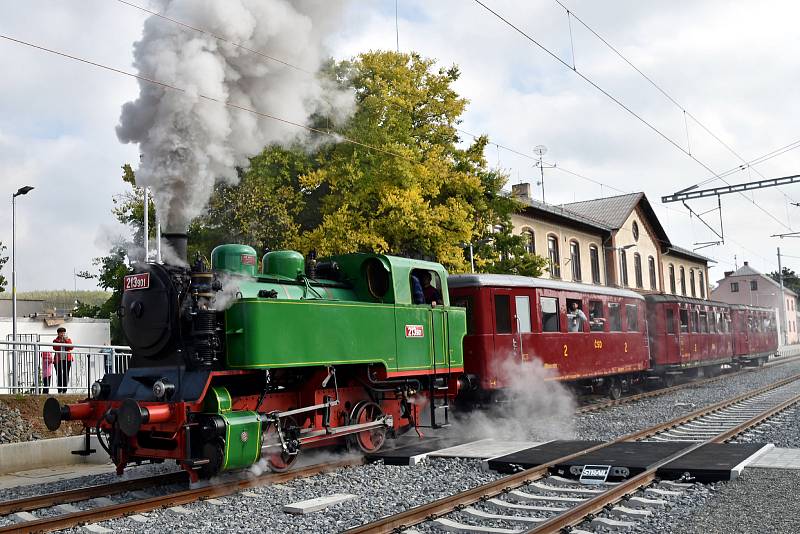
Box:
<box><xmin>1</xmin><ymin>0</ymin><xmax>799</xmax><ymax>291</ymax></box>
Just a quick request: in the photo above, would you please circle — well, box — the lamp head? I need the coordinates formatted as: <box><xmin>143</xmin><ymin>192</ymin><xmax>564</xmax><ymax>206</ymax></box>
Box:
<box><xmin>14</xmin><ymin>186</ymin><xmax>34</xmax><ymax>197</ymax></box>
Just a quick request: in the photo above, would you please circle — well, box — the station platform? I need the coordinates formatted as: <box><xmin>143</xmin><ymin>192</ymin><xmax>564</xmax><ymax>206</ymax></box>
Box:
<box><xmin>487</xmin><ymin>440</ymin><xmax>772</xmax><ymax>482</ymax></box>
<box><xmin>746</xmin><ymin>446</ymin><xmax>800</xmax><ymax>469</ymax></box>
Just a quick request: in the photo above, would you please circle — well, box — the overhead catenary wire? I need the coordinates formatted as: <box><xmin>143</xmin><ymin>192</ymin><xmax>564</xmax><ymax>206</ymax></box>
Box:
<box><xmin>0</xmin><ymin>34</ymin><xmax>413</xmax><ymax>163</ymax></box>
<box><xmin>554</xmin><ymin>0</ymin><xmax>800</xmax><ymax>205</ymax></box>
<box><xmin>473</xmin><ymin>0</ymin><xmax>794</xmax><ymax>233</ymax></box>
<box><xmin>114</xmin><ymin>0</ymin><xmax>637</xmax><ymax>202</ymax></box>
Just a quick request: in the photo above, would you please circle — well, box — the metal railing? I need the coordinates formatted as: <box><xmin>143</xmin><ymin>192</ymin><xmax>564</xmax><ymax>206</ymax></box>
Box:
<box><xmin>0</xmin><ymin>337</ymin><xmax>132</xmax><ymax>395</ymax></box>
<box><xmin>778</xmin><ymin>343</ymin><xmax>800</xmax><ymax>358</ymax></box>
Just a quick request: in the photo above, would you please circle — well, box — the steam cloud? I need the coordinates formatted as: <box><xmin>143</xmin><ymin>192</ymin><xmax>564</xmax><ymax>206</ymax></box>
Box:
<box><xmin>117</xmin><ymin>0</ymin><xmax>354</xmax><ymax>236</ymax></box>
<box><xmin>453</xmin><ymin>356</ymin><xmax>577</xmax><ymax>442</ymax></box>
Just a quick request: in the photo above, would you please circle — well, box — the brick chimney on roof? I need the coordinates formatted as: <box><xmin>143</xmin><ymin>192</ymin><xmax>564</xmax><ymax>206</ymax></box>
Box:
<box><xmin>743</xmin><ymin>261</ymin><xmax>749</xmax><ymax>266</ymax></box>
<box><xmin>511</xmin><ymin>183</ymin><xmax>532</xmax><ymax>201</ymax></box>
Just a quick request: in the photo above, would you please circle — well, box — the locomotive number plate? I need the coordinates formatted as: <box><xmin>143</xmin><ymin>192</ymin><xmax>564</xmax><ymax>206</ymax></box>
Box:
<box><xmin>405</xmin><ymin>325</ymin><xmax>424</xmax><ymax>338</ymax></box>
<box><xmin>124</xmin><ymin>273</ymin><xmax>150</xmax><ymax>291</ymax></box>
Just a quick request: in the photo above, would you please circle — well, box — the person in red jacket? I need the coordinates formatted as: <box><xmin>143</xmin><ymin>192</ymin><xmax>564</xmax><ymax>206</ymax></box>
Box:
<box><xmin>53</xmin><ymin>327</ymin><xmax>74</xmax><ymax>394</ymax></box>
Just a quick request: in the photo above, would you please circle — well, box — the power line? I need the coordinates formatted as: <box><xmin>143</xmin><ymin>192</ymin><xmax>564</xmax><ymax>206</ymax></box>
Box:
<box><xmin>114</xmin><ymin>0</ymin><xmax>637</xmax><ymax>203</ymax></box>
<box><xmin>472</xmin><ymin>0</ymin><xmax>793</xmax><ymax>232</ymax></box>
<box><xmin>554</xmin><ymin>0</ymin><xmax>800</xmax><ymax>205</ymax></box>
<box><xmin>0</xmin><ymin>34</ymin><xmax>412</xmax><ymax>163</ymax></box>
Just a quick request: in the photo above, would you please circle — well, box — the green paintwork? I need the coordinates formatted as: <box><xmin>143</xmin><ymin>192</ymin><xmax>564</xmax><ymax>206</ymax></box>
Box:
<box><xmin>262</xmin><ymin>250</ymin><xmax>305</xmax><ymax>279</ymax></box>
<box><xmin>203</xmin><ymin>386</ymin><xmax>232</xmax><ymax>413</ymax></box>
<box><xmin>221</xmin><ymin>250</ymin><xmax>466</xmax><ymax>373</ymax></box>
<box><xmin>211</xmin><ymin>244</ymin><xmax>258</xmax><ymax>277</ymax></box>
<box><xmin>221</xmin><ymin>410</ymin><xmax>262</xmax><ymax>470</ymax></box>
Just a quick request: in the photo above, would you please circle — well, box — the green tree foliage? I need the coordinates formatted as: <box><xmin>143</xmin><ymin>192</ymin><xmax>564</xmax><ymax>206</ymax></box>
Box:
<box><xmin>116</xmin><ymin>51</ymin><xmax>548</xmax><ymax>279</ymax></box>
<box><xmin>769</xmin><ymin>267</ymin><xmax>800</xmax><ymax>295</ymax></box>
<box><xmin>0</xmin><ymin>241</ymin><xmax>7</xmax><ymax>292</ymax></box>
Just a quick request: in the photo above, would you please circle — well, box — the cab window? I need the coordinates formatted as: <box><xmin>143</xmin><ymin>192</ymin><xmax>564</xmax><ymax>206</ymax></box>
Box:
<box><xmin>410</xmin><ymin>269</ymin><xmax>443</xmax><ymax>305</ymax></box>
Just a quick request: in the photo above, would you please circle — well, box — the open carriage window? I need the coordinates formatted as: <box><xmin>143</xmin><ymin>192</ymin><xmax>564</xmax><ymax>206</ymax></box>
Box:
<box><xmin>515</xmin><ymin>296</ymin><xmax>532</xmax><ymax>333</ymax></box>
<box><xmin>566</xmin><ymin>298</ymin><xmax>586</xmax><ymax>333</ymax></box>
<box><xmin>691</xmin><ymin>309</ymin><xmax>700</xmax><ymax>333</ymax></box>
<box><xmin>589</xmin><ymin>300</ymin><xmax>605</xmax><ymax>331</ymax></box>
<box><xmin>541</xmin><ymin>296</ymin><xmax>560</xmax><ymax>332</ymax></box>
<box><xmin>699</xmin><ymin>311</ymin><xmax>708</xmax><ymax>333</ymax></box>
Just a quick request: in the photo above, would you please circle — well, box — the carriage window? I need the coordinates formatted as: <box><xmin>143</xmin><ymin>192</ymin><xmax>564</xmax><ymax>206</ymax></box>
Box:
<box><xmin>608</xmin><ymin>303</ymin><xmax>622</xmax><ymax>332</ymax></box>
<box><xmin>679</xmin><ymin>308</ymin><xmax>689</xmax><ymax>333</ymax></box>
<box><xmin>589</xmin><ymin>300</ymin><xmax>605</xmax><ymax>332</ymax></box>
<box><xmin>494</xmin><ymin>295</ymin><xmax>512</xmax><ymax>334</ymax></box>
<box><xmin>515</xmin><ymin>296</ymin><xmax>532</xmax><ymax>333</ymax></box>
<box><xmin>566</xmin><ymin>298</ymin><xmax>586</xmax><ymax>333</ymax></box>
<box><xmin>626</xmin><ymin>304</ymin><xmax>639</xmax><ymax>331</ymax></box>
<box><xmin>709</xmin><ymin>312</ymin><xmax>717</xmax><ymax>333</ymax></box>
<box><xmin>666</xmin><ymin>309</ymin><xmax>676</xmax><ymax>334</ymax></box>
<box><xmin>452</xmin><ymin>296</ymin><xmax>474</xmax><ymax>334</ymax></box>
<box><xmin>699</xmin><ymin>311</ymin><xmax>708</xmax><ymax>333</ymax></box>
<box><xmin>541</xmin><ymin>297</ymin><xmax>560</xmax><ymax>332</ymax></box>
<box><xmin>691</xmin><ymin>310</ymin><xmax>700</xmax><ymax>333</ymax></box>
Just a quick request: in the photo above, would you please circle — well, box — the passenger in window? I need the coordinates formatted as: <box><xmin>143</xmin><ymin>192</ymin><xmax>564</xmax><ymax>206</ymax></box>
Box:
<box><xmin>411</xmin><ymin>273</ymin><xmax>425</xmax><ymax>304</ymax></box>
<box><xmin>421</xmin><ymin>271</ymin><xmax>442</xmax><ymax>304</ymax></box>
<box><xmin>589</xmin><ymin>301</ymin><xmax>605</xmax><ymax>331</ymax></box>
<box><xmin>567</xmin><ymin>302</ymin><xmax>587</xmax><ymax>332</ymax></box>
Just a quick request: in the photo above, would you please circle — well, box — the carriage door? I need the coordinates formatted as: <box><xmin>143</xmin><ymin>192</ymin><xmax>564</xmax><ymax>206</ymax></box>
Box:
<box><xmin>491</xmin><ymin>289</ymin><xmax>518</xmax><ymax>363</ymax></box>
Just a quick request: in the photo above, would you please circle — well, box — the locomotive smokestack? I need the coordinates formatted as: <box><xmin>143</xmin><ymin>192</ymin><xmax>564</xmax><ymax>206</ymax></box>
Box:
<box><xmin>161</xmin><ymin>232</ymin><xmax>188</xmax><ymax>265</ymax></box>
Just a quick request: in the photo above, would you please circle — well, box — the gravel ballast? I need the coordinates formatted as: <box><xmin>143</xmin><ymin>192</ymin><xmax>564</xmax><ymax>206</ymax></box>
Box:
<box><xmin>0</xmin><ymin>399</ymin><xmax>35</xmax><ymax>443</ymax></box>
<box><xmin>3</xmin><ymin>358</ymin><xmax>799</xmax><ymax>533</ymax></box>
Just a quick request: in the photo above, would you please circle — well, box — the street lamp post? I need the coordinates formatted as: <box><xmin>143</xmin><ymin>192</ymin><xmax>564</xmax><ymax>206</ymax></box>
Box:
<box><xmin>11</xmin><ymin>185</ymin><xmax>34</xmax><ymax>390</ymax></box>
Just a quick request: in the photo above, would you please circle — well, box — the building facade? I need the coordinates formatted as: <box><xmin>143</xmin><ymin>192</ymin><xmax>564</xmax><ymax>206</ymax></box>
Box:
<box><xmin>510</xmin><ymin>185</ymin><xmax>711</xmax><ymax>298</ymax></box>
<box><xmin>710</xmin><ymin>262</ymin><xmax>798</xmax><ymax>344</ymax></box>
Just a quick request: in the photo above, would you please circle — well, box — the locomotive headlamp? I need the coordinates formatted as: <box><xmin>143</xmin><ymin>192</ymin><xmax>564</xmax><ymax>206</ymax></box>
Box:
<box><xmin>153</xmin><ymin>378</ymin><xmax>175</xmax><ymax>400</ymax></box>
<box><xmin>91</xmin><ymin>381</ymin><xmax>103</xmax><ymax>399</ymax></box>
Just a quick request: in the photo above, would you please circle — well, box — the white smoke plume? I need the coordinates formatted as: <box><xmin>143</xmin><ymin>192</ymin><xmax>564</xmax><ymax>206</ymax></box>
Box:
<box><xmin>117</xmin><ymin>0</ymin><xmax>354</xmax><ymax>236</ymax></box>
<box><xmin>452</xmin><ymin>355</ymin><xmax>577</xmax><ymax>442</ymax></box>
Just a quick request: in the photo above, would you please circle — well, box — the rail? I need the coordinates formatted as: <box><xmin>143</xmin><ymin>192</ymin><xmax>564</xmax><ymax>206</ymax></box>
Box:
<box><xmin>0</xmin><ymin>339</ymin><xmax>132</xmax><ymax>395</ymax></box>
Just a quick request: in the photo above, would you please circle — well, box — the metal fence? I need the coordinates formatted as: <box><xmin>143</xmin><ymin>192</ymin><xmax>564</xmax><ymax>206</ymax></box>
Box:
<box><xmin>777</xmin><ymin>343</ymin><xmax>800</xmax><ymax>358</ymax></box>
<box><xmin>0</xmin><ymin>336</ymin><xmax>132</xmax><ymax>395</ymax></box>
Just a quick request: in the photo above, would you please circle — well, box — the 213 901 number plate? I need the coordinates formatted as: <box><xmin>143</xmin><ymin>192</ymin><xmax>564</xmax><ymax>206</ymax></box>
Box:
<box><xmin>124</xmin><ymin>273</ymin><xmax>150</xmax><ymax>291</ymax></box>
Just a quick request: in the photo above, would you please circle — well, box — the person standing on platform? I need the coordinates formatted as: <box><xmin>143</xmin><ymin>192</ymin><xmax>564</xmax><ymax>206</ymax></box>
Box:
<box><xmin>53</xmin><ymin>327</ymin><xmax>74</xmax><ymax>394</ymax></box>
<box><xmin>41</xmin><ymin>350</ymin><xmax>54</xmax><ymax>394</ymax></box>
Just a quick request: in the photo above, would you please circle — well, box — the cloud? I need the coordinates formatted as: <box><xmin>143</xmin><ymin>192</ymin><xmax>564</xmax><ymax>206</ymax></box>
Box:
<box><xmin>1</xmin><ymin>0</ymin><xmax>799</xmax><ymax>291</ymax></box>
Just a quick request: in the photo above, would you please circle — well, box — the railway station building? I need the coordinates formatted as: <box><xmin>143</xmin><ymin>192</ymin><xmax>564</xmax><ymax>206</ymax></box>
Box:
<box><xmin>509</xmin><ymin>185</ymin><xmax>711</xmax><ymax>298</ymax></box>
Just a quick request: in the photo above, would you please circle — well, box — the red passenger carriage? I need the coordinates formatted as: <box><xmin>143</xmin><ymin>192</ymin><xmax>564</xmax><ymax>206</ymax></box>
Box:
<box><xmin>731</xmin><ymin>305</ymin><xmax>778</xmax><ymax>365</ymax></box>
<box><xmin>645</xmin><ymin>295</ymin><xmax>735</xmax><ymax>379</ymax></box>
<box><xmin>448</xmin><ymin>274</ymin><xmax>650</xmax><ymax>400</ymax></box>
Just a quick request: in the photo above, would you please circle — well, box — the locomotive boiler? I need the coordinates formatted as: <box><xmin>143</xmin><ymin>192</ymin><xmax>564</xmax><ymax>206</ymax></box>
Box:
<box><xmin>44</xmin><ymin>235</ymin><xmax>466</xmax><ymax>480</ymax></box>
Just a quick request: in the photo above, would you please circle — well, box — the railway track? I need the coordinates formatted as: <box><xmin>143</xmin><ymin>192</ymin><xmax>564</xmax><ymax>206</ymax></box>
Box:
<box><xmin>0</xmin><ymin>458</ymin><xmax>363</xmax><ymax>533</ymax></box>
<box><xmin>345</xmin><ymin>372</ymin><xmax>800</xmax><ymax>534</ymax></box>
<box><xmin>576</xmin><ymin>351</ymin><xmax>800</xmax><ymax>414</ymax></box>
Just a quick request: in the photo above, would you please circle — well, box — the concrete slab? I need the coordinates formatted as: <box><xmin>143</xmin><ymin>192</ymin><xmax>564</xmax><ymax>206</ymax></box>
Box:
<box><xmin>11</xmin><ymin>511</ymin><xmax>37</xmax><ymax>523</ymax></box>
<box><xmin>0</xmin><ymin>462</ymin><xmax>116</xmax><ymax>490</ymax></box>
<box><xmin>166</xmin><ymin>505</ymin><xmax>192</xmax><ymax>515</ymax></box>
<box><xmin>509</xmin><ymin>490</ymin><xmax>585</xmax><ymax>503</ymax></box>
<box><xmin>55</xmin><ymin>503</ymin><xmax>82</xmax><ymax>513</ymax></box>
<box><xmin>463</xmin><ymin>507</ymin><xmax>545</xmax><ymax>523</ymax></box>
<box><xmin>282</xmin><ymin>493</ymin><xmax>356</xmax><ymax>514</ymax></box>
<box><xmin>589</xmin><ymin>517</ymin><xmax>636</xmax><ymax>530</ymax></box>
<box><xmin>486</xmin><ymin>498</ymin><xmax>566</xmax><ymax>513</ymax></box>
<box><xmin>626</xmin><ymin>496</ymin><xmax>668</xmax><ymax>508</ymax></box>
<box><xmin>609</xmin><ymin>505</ymin><xmax>652</xmax><ymax>519</ymax></box>
<box><xmin>528</xmin><ymin>480</ymin><xmax>604</xmax><ymax>494</ymax></box>
<box><xmin>428</xmin><ymin>439</ymin><xmax>541</xmax><ymax>460</ymax></box>
<box><xmin>241</xmin><ymin>491</ymin><xmax>260</xmax><ymax>497</ymax></box>
<box><xmin>644</xmin><ymin>487</ymin><xmax>683</xmax><ymax>498</ymax></box>
<box><xmin>82</xmin><ymin>524</ymin><xmax>113</xmax><ymax>533</ymax></box>
<box><xmin>129</xmin><ymin>514</ymin><xmax>149</xmax><ymax>523</ymax></box>
<box><xmin>748</xmin><ymin>447</ymin><xmax>800</xmax><ymax>469</ymax></box>
<box><xmin>433</xmin><ymin>517</ymin><xmax>522</xmax><ymax>533</ymax></box>
<box><xmin>88</xmin><ymin>497</ymin><xmax>116</xmax><ymax>508</ymax></box>
<box><xmin>204</xmin><ymin>498</ymin><xmax>225</xmax><ymax>505</ymax></box>
<box><xmin>0</xmin><ymin>435</ymin><xmax>108</xmax><ymax>476</ymax></box>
